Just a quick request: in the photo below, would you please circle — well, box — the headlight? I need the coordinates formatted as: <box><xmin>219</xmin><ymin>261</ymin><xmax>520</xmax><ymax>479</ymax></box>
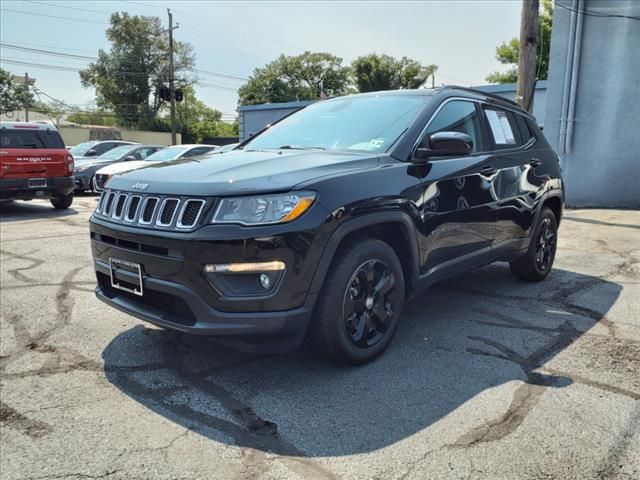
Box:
<box><xmin>212</xmin><ymin>191</ymin><xmax>316</xmax><ymax>225</ymax></box>
<box><xmin>74</xmin><ymin>165</ymin><xmax>91</xmax><ymax>173</ymax></box>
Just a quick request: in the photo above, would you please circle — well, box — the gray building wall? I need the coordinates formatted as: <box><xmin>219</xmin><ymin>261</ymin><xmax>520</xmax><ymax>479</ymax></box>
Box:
<box><xmin>545</xmin><ymin>0</ymin><xmax>640</xmax><ymax>207</ymax></box>
<box><xmin>238</xmin><ymin>101</ymin><xmax>314</xmax><ymax>141</ymax></box>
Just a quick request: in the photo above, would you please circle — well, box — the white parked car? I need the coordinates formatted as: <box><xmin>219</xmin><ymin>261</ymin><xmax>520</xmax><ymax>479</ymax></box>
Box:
<box><xmin>93</xmin><ymin>144</ymin><xmax>218</xmax><ymax>191</ymax></box>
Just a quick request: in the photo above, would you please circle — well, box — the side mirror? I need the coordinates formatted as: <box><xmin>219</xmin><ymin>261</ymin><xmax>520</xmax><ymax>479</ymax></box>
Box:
<box><xmin>124</xmin><ymin>155</ymin><xmax>137</xmax><ymax>161</ymax></box>
<box><xmin>86</xmin><ymin>149</ymin><xmax>98</xmax><ymax>156</ymax></box>
<box><xmin>414</xmin><ymin>131</ymin><xmax>473</xmax><ymax>161</ymax></box>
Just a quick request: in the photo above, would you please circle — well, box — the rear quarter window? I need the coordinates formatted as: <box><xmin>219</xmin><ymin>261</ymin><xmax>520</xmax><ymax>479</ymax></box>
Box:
<box><xmin>483</xmin><ymin>107</ymin><xmax>524</xmax><ymax>150</ymax></box>
<box><xmin>0</xmin><ymin>129</ymin><xmax>65</xmax><ymax>149</ymax></box>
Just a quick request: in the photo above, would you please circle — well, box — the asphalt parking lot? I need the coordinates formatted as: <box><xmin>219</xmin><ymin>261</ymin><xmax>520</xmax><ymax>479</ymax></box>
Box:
<box><xmin>1</xmin><ymin>195</ymin><xmax>638</xmax><ymax>480</ymax></box>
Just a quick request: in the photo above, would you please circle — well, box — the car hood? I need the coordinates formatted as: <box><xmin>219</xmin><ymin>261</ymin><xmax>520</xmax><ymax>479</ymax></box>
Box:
<box><xmin>106</xmin><ymin>150</ymin><xmax>380</xmax><ymax>196</ymax></box>
<box><xmin>96</xmin><ymin>160</ymin><xmax>149</xmax><ymax>176</ymax></box>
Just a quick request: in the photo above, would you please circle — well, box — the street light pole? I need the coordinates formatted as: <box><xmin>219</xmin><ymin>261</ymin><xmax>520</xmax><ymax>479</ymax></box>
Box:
<box><xmin>167</xmin><ymin>9</ymin><xmax>178</xmax><ymax>145</ymax></box>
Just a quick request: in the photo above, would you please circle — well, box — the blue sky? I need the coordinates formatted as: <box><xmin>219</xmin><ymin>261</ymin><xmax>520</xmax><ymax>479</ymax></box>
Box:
<box><xmin>0</xmin><ymin>0</ymin><xmax>523</xmax><ymax>119</ymax></box>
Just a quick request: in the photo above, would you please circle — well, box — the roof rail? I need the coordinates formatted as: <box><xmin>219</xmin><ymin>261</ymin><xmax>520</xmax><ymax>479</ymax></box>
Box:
<box><xmin>439</xmin><ymin>85</ymin><xmax>521</xmax><ymax>108</ymax></box>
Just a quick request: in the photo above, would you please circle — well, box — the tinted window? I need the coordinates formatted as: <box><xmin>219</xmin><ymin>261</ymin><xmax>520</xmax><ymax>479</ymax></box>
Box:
<box><xmin>144</xmin><ymin>146</ymin><xmax>188</xmax><ymax>161</ymax></box>
<box><xmin>244</xmin><ymin>94</ymin><xmax>431</xmax><ymax>153</ymax></box>
<box><xmin>133</xmin><ymin>147</ymin><xmax>160</xmax><ymax>160</ymax></box>
<box><xmin>424</xmin><ymin>100</ymin><xmax>482</xmax><ymax>152</ymax></box>
<box><xmin>183</xmin><ymin>147</ymin><xmax>214</xmax><ymax>157</ymax></box>
<box><xmin>97</xmin><ymin>145</ymin><xmax>136</xmax><ymax>160</ymax></box>
<box><xmin>483</xmin><ymin>107</ymin><xmax>523</xmax><ymax>149</ymax></box>
<box><xmin>0</xmin><ymin>129</ymin><xmax>65</xmax><ymax>149</ymax></box>
<box><xmin>515</xmin><ymin>114</ymin><xmax>534</xmax><ymax>144</ymax></box>
<box><xmin>94</xmin><ymin>142</ymin><xmax>117</xmax><ymax>155</ymax></box>
<box><xmin>69</xmin><ymin>141</ymin><xmax>97</xmax><ymax>156</ymax></box>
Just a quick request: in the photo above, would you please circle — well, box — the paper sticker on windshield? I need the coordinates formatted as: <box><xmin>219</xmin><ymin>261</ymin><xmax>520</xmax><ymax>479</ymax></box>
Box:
<box><xmin>369</xmin><ymin>138</ymin><xmax>385</xmax><ymax>149</ymax></box>
<box><xmin>485</xmin><ymin>110</ymin><xmax>516</xmax><ymax>145</ymax></box>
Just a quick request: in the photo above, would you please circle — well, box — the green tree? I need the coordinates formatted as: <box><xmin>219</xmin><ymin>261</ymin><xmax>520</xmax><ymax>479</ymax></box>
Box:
<box><xmin>80</xmin><ymin>12</ymin><xmax>195</xmax><ymax>128</ymax></box>
<box><xmin>176</xmin><ymin>87</ymin><xmax>237</xmax><ymax>142</ymax></box>
<box><xmin>485</xmin><ymin>0</ymin><xmax>553</xmax><ymax>84</ymax></box>
<box><xmin>238</xmin><ymin>51</ymin><xmax>352</xmax><ymax>105</ymax></box>
<box><xmin>66</xmin><ymin>110</ymin><xmax>118</xmax><ymax>127</ymax></box>
<box><xmin>352</xmin><ymin>54</ymin><xmax>437</xmax><ymax>92</ymax></box>
<box><xmin>0</xmin><ymin>68</ymin><xmax>34</xmax><ymax>114</ymax></box>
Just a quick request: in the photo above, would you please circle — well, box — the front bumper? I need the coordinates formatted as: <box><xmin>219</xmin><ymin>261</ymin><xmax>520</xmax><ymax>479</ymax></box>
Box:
<box><xmin>0</xmin><ymin>176</ymin><xmax>74</xmax><ymax>200</ymax></box>
<box><xmin>74</xmin><ymin>172</ymin><xmax>93</xmax><ymax>190</ymax></box>
<box><xmin>90</xmin><ymin>213</ymin><xmax>331</xmax><ymax>351</ymax></box>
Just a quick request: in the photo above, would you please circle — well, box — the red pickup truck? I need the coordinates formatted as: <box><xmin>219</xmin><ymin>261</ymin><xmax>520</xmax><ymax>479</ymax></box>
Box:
<box><xmin>0</xmin><ymin>122</ymin><xmax>75</xmax><ymax>209</ymax></box>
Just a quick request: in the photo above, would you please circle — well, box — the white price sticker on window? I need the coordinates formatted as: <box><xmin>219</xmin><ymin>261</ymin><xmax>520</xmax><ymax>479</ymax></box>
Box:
<box><xmin>486</xmin><ymin>110</ymin><xmax>516</xmax><ymax>145</ymax></box>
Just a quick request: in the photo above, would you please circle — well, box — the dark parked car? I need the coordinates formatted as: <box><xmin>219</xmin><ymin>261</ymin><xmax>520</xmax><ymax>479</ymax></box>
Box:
<box><xmin>69</xmin><ymin>140</ymin><xmax>135</xmax><ymax>160</ymax></box>
<box><xmin>90</xmin><ymin>87</ymin><xmax>564</xmax><ymax>365</ymax></box>
<box><xmin>74</xmin><ymin>144</ymin><xmax>163</xmax><ymax>192</ymax></box>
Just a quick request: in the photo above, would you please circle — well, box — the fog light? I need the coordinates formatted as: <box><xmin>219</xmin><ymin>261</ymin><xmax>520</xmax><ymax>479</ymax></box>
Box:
<box><xmin>204</xmin><ymin>261</ymin><xmax>285</xmax><ymax>273</ymax></box>
<box><xmin>259</xmin><ymin>273</ymin><xmax>271</xmax><ymax>289</ymax></box>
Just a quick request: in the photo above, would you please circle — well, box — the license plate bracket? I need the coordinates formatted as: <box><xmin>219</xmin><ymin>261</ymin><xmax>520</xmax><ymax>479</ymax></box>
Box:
<box><xmin>109</xmin><ymin>258</ymin><xmax>144</xmax><ymax>296</ymax></box>
<box><xmin>28</xmin><ymin>178</ymin><xmax>47</xmax><ymax>188</ymax></box>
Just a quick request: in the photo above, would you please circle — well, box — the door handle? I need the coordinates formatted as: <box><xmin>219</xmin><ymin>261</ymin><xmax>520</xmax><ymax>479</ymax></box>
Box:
<box><xmin>480</xmin><ymin>166</ymin><xmax>497</xmax><ymax>176</ymax></box>
<box><xmin>529</xmin><ymin>158</ymin><xmax>543</xmax><ymax>168</ymax></box>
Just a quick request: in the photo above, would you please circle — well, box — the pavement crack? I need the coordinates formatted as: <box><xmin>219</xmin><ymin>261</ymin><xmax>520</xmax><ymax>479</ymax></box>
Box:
<box><xmin>0</xmin><ymin>401</ymin><xmax>53</xmax><ymax>438</ymax></box>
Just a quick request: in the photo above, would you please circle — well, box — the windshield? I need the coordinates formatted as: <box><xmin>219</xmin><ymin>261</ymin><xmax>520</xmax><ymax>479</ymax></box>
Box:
<box><xmin>69</xmin><ymin>141</ymin><xmax>98</xmax><ymax>156</ymax></box>
<box><xmin>96</xmin><ymin>145</ymin><xmax>136</xmax><ymax>160</ymax></box>
<box><xmin>243</xmin><ymin>94</ymin><xmax>430</xmax><ymax>153</ymax></box>
<box><xmin>144</xmin><ymin>146</ymin><xmax>188</xmax><ymax>161</ymax></box>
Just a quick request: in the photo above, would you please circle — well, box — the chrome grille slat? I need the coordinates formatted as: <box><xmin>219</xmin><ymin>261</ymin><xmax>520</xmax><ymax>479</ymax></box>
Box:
<box><xmin>156</xmin><ymin>198</ymin><xmax>180</xmax><ymax>227</ymax></box>
<box><xmin>112</xmin><ymin>193</ymin><xmax>128</xmax><ymax>219</ymax></box>
<box><xmin>103</xmin><ymin>192</ymin><xmax>116</xmax><ymax>216</ymax></box>
<box><xmin>177</xmin><ymin>199</ymin><xmax>206</xmax><ymax>229</ymax></box>
<box><xmin>94</xmin><ymin>189</ymin><xmax>207</xmax><ymax>231</ymax></box>
<box><xmin>124</xmin><ymin>195</ymin><xmax>142</xmax><ymax>223</ymax></box>
<box><xmin>140</xmin><ymin>197</ymin><xmax>159</xmax><ymax>224</ymax></box>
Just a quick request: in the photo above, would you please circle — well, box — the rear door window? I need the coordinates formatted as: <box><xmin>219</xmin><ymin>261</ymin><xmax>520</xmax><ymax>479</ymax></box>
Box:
<box><xmin>483</xmin><ymin>107</ymin><xmax>523</xmax><ymax>149</ymax></box>
<box><xmin>0</xmin><ymin>129</ymin><xmax>65</xmax><ymax>149</ymax></box>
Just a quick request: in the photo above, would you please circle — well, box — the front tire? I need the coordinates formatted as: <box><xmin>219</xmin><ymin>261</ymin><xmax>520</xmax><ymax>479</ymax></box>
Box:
<box><xmin>510</xmin><ymin>206</ymin><xmax>558</xmax><ymax>282</ymax></box>
<box><xmin>50</xmin><ymin>193</ymin><xmax>74</xmax><ymax>210</ymax></box>
<box><xmin>309</xmin><ymin>238</ymin><xmax>405</xmax><ymax>365</ymax></box>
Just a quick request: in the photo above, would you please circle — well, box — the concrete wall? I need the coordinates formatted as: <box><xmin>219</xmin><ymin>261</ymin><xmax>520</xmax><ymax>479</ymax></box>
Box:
<box><xmin>545</xmin><ymin>0</ymin><xmax>640</xmax><ymax>207</ymax></box>
<box><xmin>58</xmin><ymin>127</ymin><xmax>180</xmax><ymax>147</ymax></box>
<box><xmin>238</xmin><ymin>101</ymin><xmax>314</xmax><ymax>141</ymax></box>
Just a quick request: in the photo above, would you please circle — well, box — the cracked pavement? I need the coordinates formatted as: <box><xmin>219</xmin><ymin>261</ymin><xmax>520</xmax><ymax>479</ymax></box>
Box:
<box><xmin>1</xmin><ymin>197</ymin><xmax>639</xmax><ymax>480</ymax></box>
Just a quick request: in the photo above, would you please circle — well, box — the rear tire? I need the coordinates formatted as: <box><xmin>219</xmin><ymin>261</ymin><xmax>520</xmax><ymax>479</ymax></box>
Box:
<box><xmin>51</xmin><ymin>193</ymin><xmax>74</xmax><ymax>210</ymax></box>
<box><xmin>309</xmin><ymin>238</ymin><xmax>405</xmax><ymax>365</ymax></box>
<box><xmin>509</xmin><ymin>207</ymin><xmax>558</xmax><ymax>282</ymax></box>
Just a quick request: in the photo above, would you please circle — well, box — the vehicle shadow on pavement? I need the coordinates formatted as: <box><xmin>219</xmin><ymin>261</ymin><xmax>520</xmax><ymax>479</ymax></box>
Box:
<box><xmin>0</xmin><ymin>201</ymin><xmax>79</xmax><ymax>222</ymax></box>
<box><xmin>102</xmin><ymin>263</ymin><xmax>622</xmax><ymax>457</ymax></box>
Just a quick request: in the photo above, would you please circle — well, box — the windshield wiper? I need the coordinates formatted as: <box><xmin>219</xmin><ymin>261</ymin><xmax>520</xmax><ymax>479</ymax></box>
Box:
<box><xmin>278</xmin><ymin>145</ymin><xmax>326</xmax><ymax>151</ymax></box>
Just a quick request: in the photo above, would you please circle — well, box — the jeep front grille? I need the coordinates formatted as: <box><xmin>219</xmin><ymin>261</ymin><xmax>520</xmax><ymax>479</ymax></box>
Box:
<box><xmin>93</xmin><ymin>189</ymin><xmax>210</xmax><ymax>231</ymax></box>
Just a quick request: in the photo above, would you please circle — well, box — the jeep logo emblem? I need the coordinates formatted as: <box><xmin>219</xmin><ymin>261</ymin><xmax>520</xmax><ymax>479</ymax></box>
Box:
<box><xmin>132</xmin><ymin>182</ymin><xmax>149</xmax><ymax>191</ymax></box>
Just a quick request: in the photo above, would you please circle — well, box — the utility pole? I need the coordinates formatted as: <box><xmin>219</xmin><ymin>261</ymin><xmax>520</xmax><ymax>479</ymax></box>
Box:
<box><xmin>431</xmin><ymin>73</ymin><xmax>435</xmax><ymax>89</ymax></box>
<box><xmin>516</xmin><ymin>0</ymin><xmax>539</xmax><ymax>113</ymax></box>
<box><xmin>24</xmin><ymin>72</ymin><xmax>30</xmax><ymax>122</ymax></box>
<box><xmin>167</xmin><ymin>9</ymin><xmax>178</xmax><ymax>145</ymax></box>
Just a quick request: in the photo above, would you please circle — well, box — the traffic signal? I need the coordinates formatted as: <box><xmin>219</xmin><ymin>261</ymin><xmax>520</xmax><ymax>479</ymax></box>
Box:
<box><xmin>175</xmin><ymin>89</ymin><xmax>184</xmax><ymax>102</ymax></box>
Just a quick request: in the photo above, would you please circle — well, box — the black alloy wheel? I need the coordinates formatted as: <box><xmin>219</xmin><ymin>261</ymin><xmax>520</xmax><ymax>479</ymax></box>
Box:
<box><xmin>535</xmin><ymin>217</ymin><xmax>556</xmax><ymax>271</ymax></box>
<box><xmin>309</xmin><ymin>238</ymin><xmax>405</xmax><ymax>365</ymax></box>
<box><xmin>343</xmin><ymin>259</ymin><xmax>396</xmax><ymax>348</ymax></box>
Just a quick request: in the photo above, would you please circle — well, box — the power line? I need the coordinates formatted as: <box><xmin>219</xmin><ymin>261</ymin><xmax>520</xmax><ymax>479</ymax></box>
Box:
<box><xmin>555</xmin><ymin>1</ymin><xmax>640</xmax><ymax>21</ymax></box>
<box><xmin>0</xmin><ymin>8</ymin><xmax>108</xmax><ymax>24</ymax></box>
<box><xmin>23</xmin><ymin>0</ymin><xmax>112</xmax><ymax>16</ymax></box>
<box><xmin>0</xmin><ymin>42</ymin><xmax>97</xmax><ymax>61</ymax></box>
<box><xmin>1</xmin><ymin>41</ymin><xmax>249</xmax><ymax>82</ymax></box>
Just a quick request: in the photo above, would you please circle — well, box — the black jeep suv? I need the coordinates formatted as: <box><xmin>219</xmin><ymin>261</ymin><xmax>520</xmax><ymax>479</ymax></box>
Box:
<box><xmin>90</xmin><ymin>87</ymin><xmax>563</xmax><ymax>365</ymax></box>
